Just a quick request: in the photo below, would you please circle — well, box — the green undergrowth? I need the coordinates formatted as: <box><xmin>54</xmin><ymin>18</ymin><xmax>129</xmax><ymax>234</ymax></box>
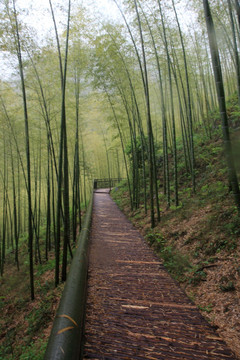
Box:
<box><xmin>0</xmin><ymin>204</ymin><xmax>87</xmax><ymax>359</ymax></box>
<box><xmin>0</xmin><ymin>235</ymin><xmax>70</xmax><ymax>359</ymax></box>
<box><xmin>145</xmin><ymin>231</ymin><xmax>192</xmax><ymax>281</ymax></box>
<box><xmin>0</xmin><ymin>249</ymin><xmax>64</xmax><ymax>360</ymax></box>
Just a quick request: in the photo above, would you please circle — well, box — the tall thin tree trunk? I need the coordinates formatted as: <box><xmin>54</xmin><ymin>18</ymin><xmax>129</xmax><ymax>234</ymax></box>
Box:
<box><xmin>227</xmin><ymin>0</ymin><xmax>240</xmax><ymax>106</ymax></box>
<box><xmin>12</xmin><ymin>0</ymin><xmax>34</xmax><ymax>299</ymax></box>
<box><xmin>172</xmin><ymin>0</ymin><xmax>195</xmax><ymax>193</ymax></box>
<box><xmin>203</xmin><ymin>0</ymin><xmax>240</xmax><ymax>211</ymax></box>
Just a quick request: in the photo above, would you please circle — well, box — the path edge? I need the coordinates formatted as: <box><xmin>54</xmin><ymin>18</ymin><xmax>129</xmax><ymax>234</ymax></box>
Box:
<box><xmin>44</xmin><ymin>192</ymin><xmax>93</xmax><ymax>360</ymax></box>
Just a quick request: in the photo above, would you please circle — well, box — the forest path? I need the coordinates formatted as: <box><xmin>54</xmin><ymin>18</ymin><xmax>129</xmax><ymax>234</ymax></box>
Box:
<box><xmin>83</xmin><ymin>191</ymin><xmax>237</xmax><ymax>360</ymax></box>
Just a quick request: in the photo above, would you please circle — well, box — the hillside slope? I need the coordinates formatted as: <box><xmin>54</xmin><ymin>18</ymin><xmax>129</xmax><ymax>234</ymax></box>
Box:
<box><xmin>111</xmin><ymin>124</ymin><xmax>240</xmax><ymax>358</ymax></box>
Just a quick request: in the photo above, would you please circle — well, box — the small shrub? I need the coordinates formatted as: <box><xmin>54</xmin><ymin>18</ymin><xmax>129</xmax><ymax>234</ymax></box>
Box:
<box><xmin>145</xmin><ymin>232</ymin><xmax>191</xmax><ymax>281</ymax></box>
<box><xmin>219</xmin><ymin>277</ymin><xmax>236</xmax><ymax>292</ymax></box>
<box><xmin>189</xmin><ymin>270</ymin><xmax>207</xmax><ymax>286</ymax></box>
<box><xmin>145</xmin><ymin>232</ymin><xmax>164</xmax><ymax>246</ymax></box>
<box><xmin>162</xmin><ymin>247</ymin><xmax>191</xmax><ymax>280</ymax></box>
<box><xmin>26</xmin><ymin>301</ymin><xmax>52</xmax><ymax>335</ymax></box>
<box><xmin>36</xmin><ymin>259</ymin><xmax>55</xmax><ymax>276</ymax></box>
<box><xmin>198</xmin><ymin>303</ymin><xmax>213</xmax><ymax>313</ymax></box>
<box><xmin>19</xmin><ymin>339</ymin><xmax>47</xmax><ymax>360</ymax></box>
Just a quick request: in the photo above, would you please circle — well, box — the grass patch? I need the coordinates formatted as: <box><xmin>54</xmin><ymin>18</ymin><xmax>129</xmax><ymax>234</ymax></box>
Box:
<box><xmin>219</xmin><ymin>276</ymin><xmax>236</xmax><ymax>292</ymax></box>
<box><xmin>18</xmin><ymin>338</ymin><xmax>48</xmax><ymax>360</ymax></box>
<box><xmin>145</xmin><ymin>232</ymin><xmax>192</xmax><ymax>282</ymax></box>
<box><xmin>198</xmin><ymin>303</ymin><xmax>213</xmax><ymax>313</ymax></box>
<box><xmin>0</xmin><ymin>246</ymin><xmax>63</xmax><ymax>360</ymax></box>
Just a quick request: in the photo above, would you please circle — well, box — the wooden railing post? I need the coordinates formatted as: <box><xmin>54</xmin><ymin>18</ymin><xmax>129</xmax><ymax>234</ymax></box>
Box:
<box><xmin>93</xmin><ymin>178</ymin><xmax>124</xmax><ymax>190</ymax></box>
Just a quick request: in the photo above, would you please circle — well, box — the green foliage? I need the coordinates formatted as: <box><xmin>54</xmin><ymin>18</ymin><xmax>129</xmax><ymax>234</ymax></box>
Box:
<box><xmin>26</xmin><ymin>301</ymin><xmax>52</xmax><ymax>335</ymax></box>
<box><xmin>223</xmin><ymin>215</ymin><xmax>240</xmax><ymax>236</ymax></box>
<box><xmin>201</xmin><ymin>209</ymin><xmax>239</xmax><ymax>255</ymax></box>
<box><xmin>133</xmin><ymin>211</ymin><xmax>142</xmax><ymax>219</ymax></box>
<box><xmin>188</xmin><ymin>270</ymin><xmax>207</xmax><ymax>286</ymax></box>
<box><xmin>198</xmin><ymin>303</ymin><xmax>213</xmax><ymax>313</ymax></box>
<box><xmin>113</xmin><ymin>198</ymin><xmax>121</xmax><ymax>207</ymax></box>
<box><xmin>0</xmin><ymin>296</ymin><xmax>5</xmax><ymax>311</ymax></box>
<box><xmin>19</xmin><ymin>340</ymin><xmax>48</xmax><ymax>360</ymax></box>
<box><xmin>111</xmin><ymin>180</ymin><xmax>129</xmax><ymax>205</ymax></box>
<box><xmin>219</xmin><ymin>281</ymin><xmax>235</xmax><ymax>292</ymax></box>
<box><xmin>0</xmin><ymin>289</ymin><xmax>54</xmax><ymax>358</ymax></box>
<box><xmin>226</xmin><ymin>93</ymin><xmax>240</xmax><ymax>128</ymax></box>
<box><xmin>161</xmin><ymin>246</ymin><xmax>191</xmax><ymax>280</ymax></box>
<box><xmin>208</xmin><ymin>108</ymin><xmax>221</xmax><ymax>125</ymax></box>
<box><xmin>200</xmin><ymin>181</ymin><xmax>228</xmax><ymax>197</ymax></box>
<box><xmin>201</xmin><ymin>237</ymin><xmax>237</xmax><ymax>256</ymax></box>
<box><xmin>146</xmin><ymin>232</ymin><xmax>191</xmax><ymax>281</ymax></box>
<box><xmin>170</xmin><ymin>203</ymin><xmax>183</xmax><ymax>211</ymax></box>
<box><xmin>219</xmin><ymin>277</ymin><xmax>236</xmax><ymax>292</ymax></box>
<box><xmin>18</xmin><ymin>233</ymin><xmax>29</xmax><ymax>248</ymax></box>
<box><xmin>125</xmin><ymin>136</ymin><xmax>148</xmax><ymax>169</ymax></box>
<box><xmin>36</xmin><ymin>259</ymin><xmax>55</xmax><ymax>276</ymax></box>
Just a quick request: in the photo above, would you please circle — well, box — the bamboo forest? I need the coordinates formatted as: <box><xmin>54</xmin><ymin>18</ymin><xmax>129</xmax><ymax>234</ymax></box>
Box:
<box><xmin>0</xmin><ymin>0</ymin><xmax>240</xmax><ymax>359</ymax></box>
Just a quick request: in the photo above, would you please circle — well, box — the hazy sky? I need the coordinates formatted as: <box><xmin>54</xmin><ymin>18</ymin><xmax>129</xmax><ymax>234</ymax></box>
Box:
<box><xmin>0</xmin><ymin>0</ymin><xmax>120</xmax><ymax>80</ymax></box>
<box><xmin>0</xmin><ymin>0</ymin><xmax>193</xmax><ymax>81</ymax></box>
<box><xmin>13</xmin><ymin>0</ymin><xmax>191</xmax><ymax>43</ymax></box>
<box><xmin>15</xmin><ymin>0</ymin><xmax>120</xmax><ymax>41</ymax></box>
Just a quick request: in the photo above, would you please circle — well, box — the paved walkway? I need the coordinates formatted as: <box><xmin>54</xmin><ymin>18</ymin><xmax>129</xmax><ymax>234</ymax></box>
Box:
<box><xmin>83</xmin><ymin>192</ymin><xmax>237</xmax><ymax>359</ymax></box>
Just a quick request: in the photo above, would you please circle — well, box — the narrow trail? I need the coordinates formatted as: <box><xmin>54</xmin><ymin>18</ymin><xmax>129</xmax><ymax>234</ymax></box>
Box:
<box><xmin>83</xmin><ymin>190</ymin><xmax>237</xmax><ymax>360</ymax></box>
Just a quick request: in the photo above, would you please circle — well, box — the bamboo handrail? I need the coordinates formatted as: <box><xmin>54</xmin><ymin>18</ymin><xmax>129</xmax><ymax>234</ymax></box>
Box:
<box><xmin>44</xmin><ymin>192</ymin><xmax>93</xmax><ymax>360</ymax></box>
